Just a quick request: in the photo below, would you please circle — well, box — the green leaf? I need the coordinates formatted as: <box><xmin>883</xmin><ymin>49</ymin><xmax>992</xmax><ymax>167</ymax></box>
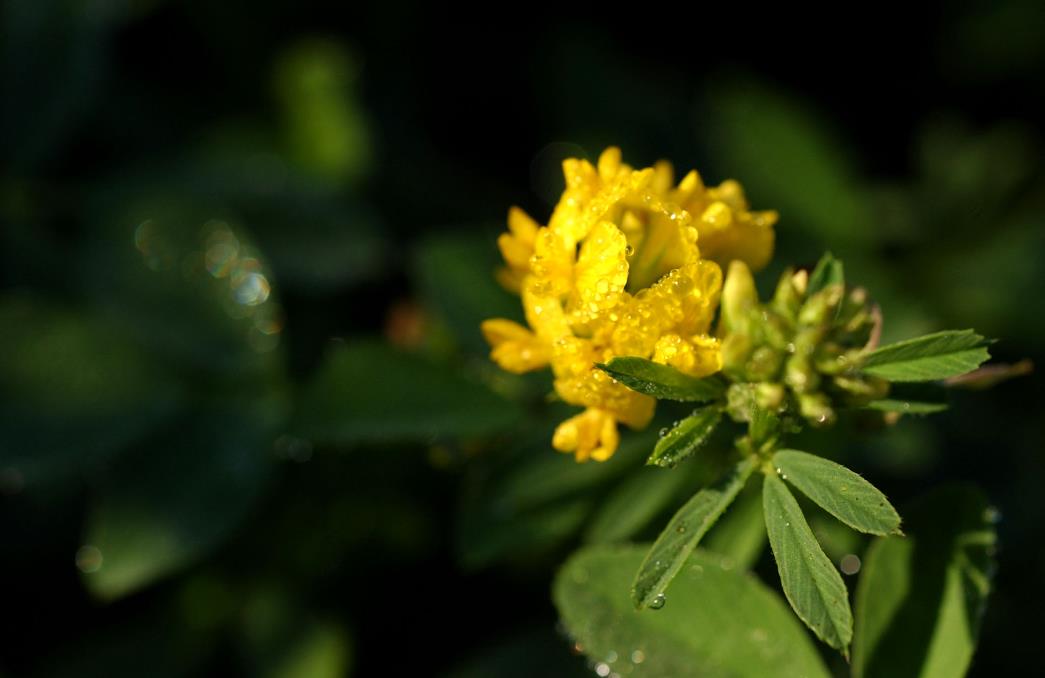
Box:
<box><xmin>647</xmin><ymin>407</ymin><xmax>722</xmax><ymax>468</ymax></box>
<box><xmin>807</xmin><ymin>252</ymin><xmax>845</xmax><ymax>296</ymax></box>
<box><xmin>706</xmin><ymin>80</ymin><xmax>873</xmax><ymax>247</ymax></box>
<box><xmin>772</xmin><ymin>450</ymin><xmax>902</xmax><ymax>536</ymax></box>
<box><xmin>597</xmin><ymin>357</ymin><xmax>726</xmax><ymax>402</ymax></box>
<box><xmin>411</xmin><ymin>232</ymin><xmax>523</xmax><ymax>354</ymax></box>
<box><xmin>584</xmin><ymin>466</ymin><xmax>692</xmax><ymax>544</ymax></box>
<box><xmin>631</xmin><ymin>457</ymin><xmax>755</xmax><ymax>609</ymax></box>
<box><xmin>853</xmin><ymin>486</ymin><xmax>997</xmax><ymax>678</ymax></box>
<box><xmin>865</xmin><ymin>399</ymin><xmax>949</xmax><ymax>415</ymax></box>
<box><xmin>703</xmin><ymin>475</ymin><xmax>768</xmax><ymax>570</ymax></box>
<box><xmin>763</xmin><ymin>474</ymin><xmax>853</xmax><ymax>654</ymax></box>
<box><xmin>293</xmin><ymin>341</ymin><xmax>521</xmax><ymax>444</ymax></box>
<box><xmin>446</xmin><ymin>628</ymin><xmax>589</xmax><ymax>678</ymax></box>
<box><xmin>82</xmin><ymin>402</ymin><xmax>277</xmax><ymax>600</ymax></box>
<box><xmin>555</xmin><ymin>545</ymin><xmax>831</xmax><ymax>678</ymax></box>
<box><xmin>456</xmin><ymin>424</ymin><xmax>653</xmax><ymax>569</ymax></box>
<box><xmin>263</xmin><ymin>621</ymin><xmax>353</xmax><ymax>678</ymax></box>
<box><xmin>0</xmin><ymin>295</ymin><xmax>184</xmax><ymax>487</ymax></box>
<box><xmin>860</xmin><ymin>330</ymin><xmax>991</xmax><ymax>382</ymax></box>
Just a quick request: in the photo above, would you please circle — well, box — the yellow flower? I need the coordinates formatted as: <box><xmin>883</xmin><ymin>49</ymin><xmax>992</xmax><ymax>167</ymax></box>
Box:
<box><xmin>482</xmin><ymin>147</ymin><xmax>777</xmax><ymax>461</ymax></box>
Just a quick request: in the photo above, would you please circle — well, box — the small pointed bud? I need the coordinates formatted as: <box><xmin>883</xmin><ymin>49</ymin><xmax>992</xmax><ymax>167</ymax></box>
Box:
<box><xmin>726</xmin><ymin>383</ymin><xmax>759</xmax><ymax>423</ymax></box>
<box><xmin>798</xmin><ymin>285</ymin><xmax>843</xmax><ymax>327</ymax></box>
<box><xmin>756</xmin><ymin>383</ymin><xmax>786</xmax><ymax>411</ymax></box>
<box><xmin>746</xmin><ymin>346</ymin><xmax>783</xmax><ymax>382</ymax></box>
<box><xmin>785</xmin><ymin>352</ymin><xmax>820</xmax><ymax>394</ymax></box>
<box><xmin>772</xmin><ymin>268</ymin><xmax>804</xmax><ymax>319</ymax></box>
<box><xmin>721</xmin><ymin>260</ymin><xmax>758</xmax><ymax>334</ymax></box>
<box><xmin>791</xmin><ymin>269</ymin><xmax>808</xmax><ymax>296</ymax></box>
<box><xmin>721</xmin><ymin>333</ymin><xmax>753</xmax><ymax>374</ymax></box>
<box><xmin>798</xmin><ymin>393</ymin><xmax>835</xmax><ymax>427</ymax></box>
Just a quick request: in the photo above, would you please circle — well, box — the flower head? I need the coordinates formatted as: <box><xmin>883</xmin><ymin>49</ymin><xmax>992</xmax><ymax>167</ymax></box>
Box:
<box><xmin>482</xmin><ymin>147</ymin><xmax>778</xmax><ymax>461</ymax></box>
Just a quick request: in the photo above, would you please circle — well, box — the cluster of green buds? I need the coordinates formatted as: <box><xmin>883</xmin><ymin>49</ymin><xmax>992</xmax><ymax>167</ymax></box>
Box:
<box><xmin>718</xmin><ymin>254</ymin><xmax>889</xmax><ymax>433</ymax></box>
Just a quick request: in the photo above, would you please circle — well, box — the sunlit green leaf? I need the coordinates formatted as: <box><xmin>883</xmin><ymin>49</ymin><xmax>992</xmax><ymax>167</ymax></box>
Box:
<box><xmin>853</xmin><ymin>486</ymin><xmax>997</xmax><ymax>678</ymax></box>
<box><xmin>631</xmin><ymin>457</ymin><xmax>755</xmax><ymax>609</ymax></box>
<box><xmin>773</xmin><ymin>450</ymin><xmax>902</xmax><ymax>536</ymax></box>
<box><xmin>647</xmin><ymin>407</ymin><xmax>722</xmax><ymax>468</ymax></box>
<box><xmin>860</xmin><ymin>330</ymin><xmax>991</xmax><ymax>382</ymax></box>
<box><xmin>597</xmin><ymin>357</ymin><xmax>726</xmax><ymax>402</ymax></box>
<box><xmin>763</xmin><ymin>474</ymin><xmax>853</xmax><ymax>654</ymax></box>
<box><xmin>555</xmin><ymin>545</ymin><xmax>831</xmax><ymax>678</ymax></box>
<box><xmin>293</xmin><ymin>341</ymin><xmax>522</xmax><ymax>443</ymax></box>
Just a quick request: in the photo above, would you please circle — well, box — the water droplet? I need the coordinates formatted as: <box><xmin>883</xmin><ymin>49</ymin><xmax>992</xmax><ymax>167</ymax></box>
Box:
<box><xmin>676</xmin><ymin>523</ymin><xmax>687</xmax><ymax>534</ymax></box>
<box><xmin>649</xmin><ymin>594</ymin><xmax>666</xmax><ymax>609</ymax></box>
<box><xmin>75</xmin><ymin>545</ymin><xmax>103</xmax><ymax>573</ymax></box>
<box><xmin>658</xmin><ymin>428</ymin><xmax>668</xmax><ymax>438</ymax></box>
<box><xmin>840</xmin><ymin>554</ymin><xmax>861</xmax><ymax>575</ymax></box>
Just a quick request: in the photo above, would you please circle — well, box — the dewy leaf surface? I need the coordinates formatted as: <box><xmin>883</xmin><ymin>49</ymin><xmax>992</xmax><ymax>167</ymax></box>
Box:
<box><xmin>763</xmin><ymin>474</ymin><xmax>853</xmax><ymax>654</ymax></box>
<box><xmin>860</xmin><ymin>330</ymin><xmax>990</xmax><ymax>382</ymax></box>
<box><xmin>555</xmin><ymin>545</ymin><xmax>831</xmax><ymax>678</ymax></box>
<box><xmin>631</xmin><ymin>457</ymin><xmax>755</xmax><ymax>609</ymax></box>
<box><xmin>647</xmin><ymin>407</ymin><xmax>722</xmax><ymax>468</ymax></box>
<box><xmin>773</xmin><ymin>450</ymin><xmax>902</xmax><ymax>536</ymax></box>
<box><xmin>597</xmin><ymin>357</ymin><xmax>725</xmax><ymax>402</ymax></box>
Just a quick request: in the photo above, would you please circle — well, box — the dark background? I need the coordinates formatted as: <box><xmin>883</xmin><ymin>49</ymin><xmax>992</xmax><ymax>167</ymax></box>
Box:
<box><xmin>2</xmin><ymin>2</ymin><xmax>1044</xmax><ymax>675</ymax></box>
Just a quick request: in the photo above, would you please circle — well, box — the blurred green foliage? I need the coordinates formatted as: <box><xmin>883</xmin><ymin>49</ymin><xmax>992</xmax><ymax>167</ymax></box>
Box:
<box><xmin>0</xmin><ymin>2</ymin><xmax>1043</xmax><ymax>676</ymax></box>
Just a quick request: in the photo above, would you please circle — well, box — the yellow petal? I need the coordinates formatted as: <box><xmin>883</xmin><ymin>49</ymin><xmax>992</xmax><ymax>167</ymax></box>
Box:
<box><xmin>611</xmin><ymin>259</ymin><xmax>722</xmax><ymax>357</ymax></box>
<box><xmin>507</xmin><ymin>206</ymin><xmax>539</xmax><ymax>245</ymax></box>
<box><xmin>653</xmin><ymin>333</ymin><xmax>723</xmax><ymax>377</ymax></box>
<box><xmin>720</xmin><ymin>259</ymin><xmax>758</xmax><ymax>334</ymax></box>
<box><xmin>523</xmin><ymin>285</ymin><xmax>570</xmax><ymax>340</ymax></box>
<box><xmin>553</xmin><ymin>366</ymin><xmax>655</xmax><ymax>429</ymax></box>
<box><xmin>571</xmin><ymin>221</ymin><xmax>629</xmax><ymax>320</ymax></box>
<box><xmin>552</xmin><ymin>408</ymin><xmax>621</xmax><ymax>463</ymax></box>
<box><xmin>480</xmin><ymin>318</ymin><xmax>549</xmax><ymax>373</ymax></box>
<box><xmin>597</xmin><ymin>147</ymin><xmax>623</xmax><ymax>182</ymax></box>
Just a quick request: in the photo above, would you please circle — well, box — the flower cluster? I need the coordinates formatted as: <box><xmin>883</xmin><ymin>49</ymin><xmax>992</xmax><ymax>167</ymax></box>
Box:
<box><xmin>482</xmin><ymin>148</ymin><xmax>778</xmax><ymax>461</ymax></box>
<box><xmin>719</xmin><ymin>260</ymin><xmax>888</xmax><ymax>430</ymax></box>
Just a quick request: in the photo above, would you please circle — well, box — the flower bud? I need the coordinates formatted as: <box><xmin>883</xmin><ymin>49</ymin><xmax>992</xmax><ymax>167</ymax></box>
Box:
<box><xmin>721</xmin><ymin>260</ymin><xmax>757</xmax><ymax>335</ymax></box>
